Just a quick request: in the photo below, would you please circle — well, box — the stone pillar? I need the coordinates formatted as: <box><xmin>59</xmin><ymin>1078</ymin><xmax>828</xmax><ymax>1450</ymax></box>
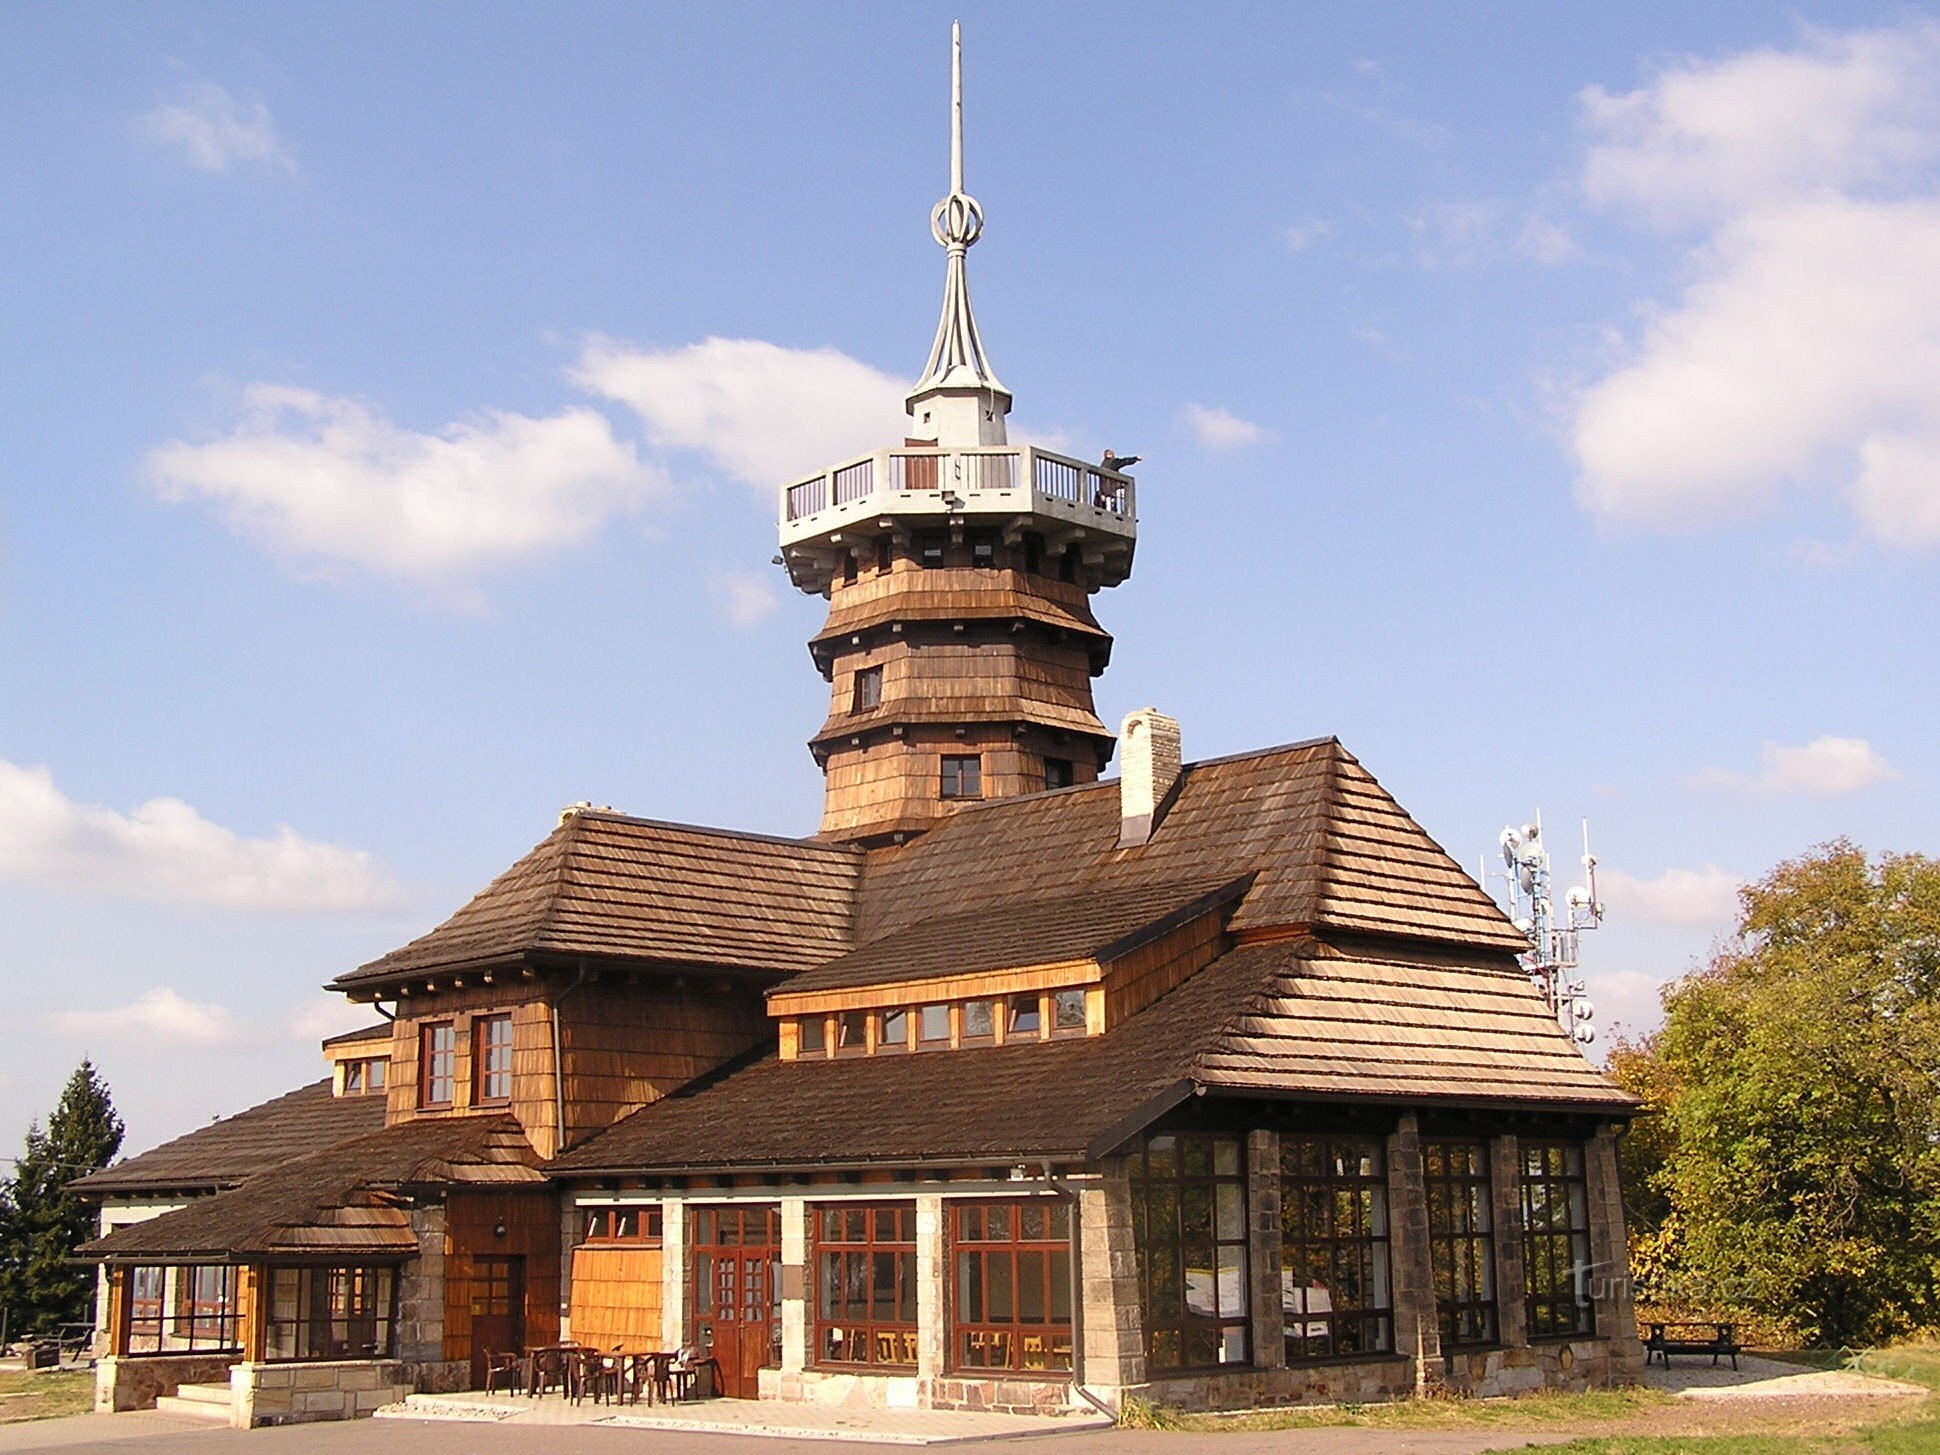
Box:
<box><xmin>1490</xmin><ymin>1136</ymin><xmax>1528</xmax><ymax>1350</ymax></box>
<box><xmin>916</xmin><ymin>1194</ymin><xmax>946</xmax><ymax>1386</ymax></box>
<box><xmin>780</xmin><ymin>1197</ymin><xmax>809</xmax><ymax>1374</ymax></box>
<box><xmin>1386</xmin><ymin>1112</ymin><xmax>1441</xmax><ymax>1392</ymax></box>
<box><xmin>1585</xmin><ymin>1125</ymin><xmax>1644</xmax><ymax>1374</ymax></box>
<box><xmin>1076</xmin><ymin>1160</ymin><xmax>1144</xmax><ymax>1393</ymax></box>
<box><xmin>396</xmin><ymin>1204</ymin><xmax>447</xmax><ymax>1364</ymax></box>
<box><xmin>661</xmin><ymin>1194</ymin><xmax>687</xmax><ymax>1351</ymax></box>
<box><xmin>1246</xmin><ymin>1130</ymin><xmax>1285</xmax><ymax>1369</ymax></box>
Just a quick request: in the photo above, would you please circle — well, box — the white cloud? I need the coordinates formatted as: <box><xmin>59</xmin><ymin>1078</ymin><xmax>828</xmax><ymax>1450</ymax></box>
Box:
<box><xmin>49</xmin><ymin>988</ymin><xmax>246</xmax><ymax>1049</ymax></box>
<box><xmin>1570</xmin><ymin>22</ymin><xmax>1940</xmax><ymax>547</ymax></box>
<box><xmin>708</xmin><ymin>570</ymin><xmax>780</xmax><ymax>628</ymax></box>
<box><xmin>1282</xmin><ymin>218</ymin><xmax>1334</xmax><ymax>253</ymax></box>
<box><xmin>149</xmin><ymin>385</ymin><xmax>668</xmax><ymax>599</ymax></box>
<box><xmin>1579</xmin><ymin>25</ymin><xmax>1940</xmax><ymax>228</ymax></box>
<box><xmin>1600</xmin><ymin>865</ymin><xmax>1742</xmax><ymax>928</ymax></box>
<box><xmin>1181</xmin><ymin>403</ymin><xmax>1269</xmax><ymax>451</ymax></box>
<box><xmin>1516</xmin><ymin>215</ymin><xmax>1582</xmax><ymax>264</ymax></box>
<box><xmin>1692</xmin><ymin>735</ymin><xmax>1901</xmax><ymax>796</ymax></box>
<box><xmin>1408</xmin><ymin>199</ymin><xmax>1506</xmax><ymax>268</ymax></box>
<box><xmin>140</xmin><ymin>83</ymin><xmax>297</xmax><ymax>175</ymax></box>
<box><xmin>0</xmin><ymin>759</ymin><xmax>401</xmax><ymax>912</ymax></box>
<box><xmin>572</xmin><ymin>336</ymin><xmax>908</xmax><ymax>493</ymax></box>
<box><xmin>289</xmin><ymin>996</ymin><xmax>382</xmax><ymax>1044</ymax></box>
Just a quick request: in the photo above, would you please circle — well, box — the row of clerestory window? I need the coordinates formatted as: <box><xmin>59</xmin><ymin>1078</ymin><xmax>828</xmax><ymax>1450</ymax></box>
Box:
<box><xmin>794</xmin><ymin>989</ymin><xmax>1091</xmax><ymax>1058</ymax></box>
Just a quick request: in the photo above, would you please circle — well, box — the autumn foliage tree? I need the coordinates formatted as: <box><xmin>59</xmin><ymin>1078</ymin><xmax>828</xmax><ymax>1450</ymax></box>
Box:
<box><xmin>0</xmin><ymin>1060</ymin><xmax>125</xmax><ymax>1336</ymax></box>
<box><xmin>1611</xmin><ymin>841</ymin><xmax>1940</xmax><ymax>1346</ymax></box>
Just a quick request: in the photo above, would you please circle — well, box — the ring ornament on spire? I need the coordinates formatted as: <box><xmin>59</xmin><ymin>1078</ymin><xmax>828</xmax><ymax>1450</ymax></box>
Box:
<box><xmin>932</xmin><ymin>191</ymin><xmax>984</xmax><ymax>251</ymax></box>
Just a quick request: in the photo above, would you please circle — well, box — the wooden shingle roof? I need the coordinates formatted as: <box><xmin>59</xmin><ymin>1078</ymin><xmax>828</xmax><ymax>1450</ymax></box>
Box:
<box><xmin>777</xmin><ymin>876</ymin><xmax>1248</xmax><ymax>995</ymax></box>
<box><xmin>854</xmin><ymin>738</ymin><xmax>1528</xmax><ymax>953</ymax></box>
<box><xmin>333</xmin><ymin>811</ymin><xmax>862</xmax><ymax>990</ymax></box>
<box><xmin>553</xmin><ymin>928</ymin><xmax>1630</xmax><ymax>1175</ymax></box>
<box><xmin>83</xmin><ymin>1115</ymin><xmax>543</xmax><ymax>1261</ymax></box>
<box><xmin>69</xmin><ymin>1081</ymin><xmax>386</xmax><ymax>1197</ymax></box>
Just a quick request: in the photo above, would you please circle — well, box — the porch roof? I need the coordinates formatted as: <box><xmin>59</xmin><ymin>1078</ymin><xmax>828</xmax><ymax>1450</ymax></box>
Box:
<box><xmin>82</xmin><ymin>1114</ymin><xmax>543</xmax><ymax>1261</ymax></box>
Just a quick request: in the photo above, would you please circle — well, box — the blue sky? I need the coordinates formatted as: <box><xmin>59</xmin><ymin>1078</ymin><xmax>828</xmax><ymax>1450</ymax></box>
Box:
<box><xmin>4</xmin><ymin>3</ymin><xmax>1936</xmax><ymax>1157</ymax></box>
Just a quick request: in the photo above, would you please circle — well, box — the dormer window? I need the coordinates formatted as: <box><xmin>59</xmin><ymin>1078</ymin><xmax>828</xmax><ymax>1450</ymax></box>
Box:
<box><xmin>800</xmin><ymin>1015</ymin><xmax>828</xmax><ymax>1056</ymax></box>
<box><xmin>961</xmin><ymin>1000</ymin><xmax>996</xmax><ymax>1044</ymax></box>
<box><xmin>918</xmin><ymin>1005</ymin><xmax>950</xmax><ymax>1047</ymax></box>
<box><xmin>1007</xmin><ymin>994</ymin><xmax>1041</xmax><ymax>1039</ymax></box>
<box><xmin>836</xmin><ymin>1011</ymin><xmax>869</xmax><ymax>1056</ymax></box>
<box><xmin>878</xmin><ymin>1008</ymin><xmax>910</xmax><ymax>1052</ymax></box>
<box><xmin>1051</xmin><ymin>989</ymin><xmax>1088</xmax><ymax>1036</ymax></box>
<box><xmin>341</xmin><ymin>1057</ymin><xmax>388</xmax><ymax>1096</ymax></box>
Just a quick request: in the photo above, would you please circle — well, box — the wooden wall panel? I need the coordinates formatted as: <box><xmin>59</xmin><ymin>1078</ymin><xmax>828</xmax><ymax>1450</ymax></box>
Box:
<box><xmin>442</xmin><ymin>1190</ymin><xmax>562</xmax><ymax>1369</ymax></box>
<box><xmin>1103</xmin><ymin>911</ymin><xmax>1229</xmax><ymax>1029</ymax></box>
<box><xmin>567</xmin><ymin>1247</ymin><xmax>664</xmax><ymax>1353</ymax></box>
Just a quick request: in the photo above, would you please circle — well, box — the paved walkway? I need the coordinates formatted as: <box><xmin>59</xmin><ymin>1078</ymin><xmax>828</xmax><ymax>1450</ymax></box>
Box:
<box><xmin>1643</xmin><ymin>1352</ymin><xmax>1926</xmax><ymax>1400</ymax></box>
<box><xmin>381</xmin><ymin>1391</ymin><xmax>1115</xmax><ymax>1444</ymax></box>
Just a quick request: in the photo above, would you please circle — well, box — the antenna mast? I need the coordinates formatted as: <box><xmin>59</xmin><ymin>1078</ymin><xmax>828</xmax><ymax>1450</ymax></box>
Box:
<box><xmin>1492</xmin><ymin>814</ymin><xmax>1604</xmax><ymax>1047</ymax></box>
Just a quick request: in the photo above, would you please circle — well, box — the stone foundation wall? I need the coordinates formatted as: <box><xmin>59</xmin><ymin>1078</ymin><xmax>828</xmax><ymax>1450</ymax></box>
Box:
<box><xmin>231</xmin><ymin>1359</ymin><xmax>414</xmax><ymax>1428</ymax></box>
<box><xmin>1142</xmin><ymin>1355</ymin><xmax>1415</xmax><ymax>1409</ymax></box>
<box><xmin>94</xmin><ymin>1353</ymin><xmax>238</xmax><ymax>1412</ymax></box>
<box><xmin>1443</xmin><ymin>1336</ymin><xmax>1637</xmax><ymax>1397</ymax></box>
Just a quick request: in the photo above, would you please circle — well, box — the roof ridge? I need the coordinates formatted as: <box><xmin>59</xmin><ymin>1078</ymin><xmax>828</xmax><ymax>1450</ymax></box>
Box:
<box><xmin>1184</xmin><ymin>937</ymin><xmax>1317</xmax><ymax>1084</ymax></box>
<box><xmin>565</xmin><ymin>809</ymin><xmax>864</xmax><ymax>856</ymax></box>
<box><xmin>1313</xmin><ymin>738</ymin><xmax>1344</xmax><ymax>920</ymax></box>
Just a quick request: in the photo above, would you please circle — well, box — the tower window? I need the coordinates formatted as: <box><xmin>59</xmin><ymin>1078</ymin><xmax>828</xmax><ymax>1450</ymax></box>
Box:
<box><xmin>1023</xmin><ymin>533</ymin><xmax>1044</xmax><ymax>575</ymax></box>
<box><xmin>917</xmin><ymin>532</ymin><xmax>946</xmax><ymax>567</ymax></box>
<box><xmin>1059</xmin><ymin>546</ymin><xmax>1079</xmax><ymax>583</ymax></box>
<box><xmin>875</xmin><ymin>537</ymin><xmax>894</xmax><ymax>573</ymax></box>
<box><xmin>969</xmin><ymin>531</ymin><xmax>996</xmax><ymax>568</ymax></box>
<box><xmin>853</xmin><ymin>665</ymin><xmax>883</xmax><ymax>711</ymax></box>
<box><xmin>940</xmin><ymin>755</ymin><xmax>982</xmax><ymax>799</ymax></box>
<box><xmin>473</xmin><ymin>1013</ymin><xmax>513</xmax><ymax>1104</ymax></box>
<box><xmin>1044</xmin><ymin>757</ymin><xmax>1074</xmax><ymax>790</ymax></box>
<box><xmin>842</xmin><ymin>551</ymin><xmax>859</xmax><ymax>584</ymax></box>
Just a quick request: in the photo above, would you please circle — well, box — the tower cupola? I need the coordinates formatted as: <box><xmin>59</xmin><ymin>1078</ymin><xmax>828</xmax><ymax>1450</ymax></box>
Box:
<box><xmin>777</xmin><ymin>24</ymin><xmax>1140</xmax><ymax>847</ymax></box>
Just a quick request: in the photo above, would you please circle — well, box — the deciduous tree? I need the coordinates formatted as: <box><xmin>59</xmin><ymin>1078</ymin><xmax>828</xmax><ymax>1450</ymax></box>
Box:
<box><xmin>1613</xmin><ymin>841</ymin><xmax>1940</xmax><ymax>1345</ymax></box>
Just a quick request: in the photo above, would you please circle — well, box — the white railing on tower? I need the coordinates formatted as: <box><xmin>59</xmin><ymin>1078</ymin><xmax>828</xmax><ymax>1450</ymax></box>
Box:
<box><xmin>781</xmin><ymin>445</ymin><xmax>1134</xmax><ymax>525</ymax></box>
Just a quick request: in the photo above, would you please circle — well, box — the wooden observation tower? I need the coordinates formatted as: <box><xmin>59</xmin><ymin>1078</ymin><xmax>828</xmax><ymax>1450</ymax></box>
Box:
<box><xmin>776</xmin><ymin>26</ymin><xmax>1139</xmax><ymax>847</ymax></box>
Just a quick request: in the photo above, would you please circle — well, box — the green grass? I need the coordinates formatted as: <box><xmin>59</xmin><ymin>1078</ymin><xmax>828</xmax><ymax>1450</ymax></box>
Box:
<box><xmin>1126</xmin><ymin>1385</ymin><xmax>1668</xmax><ymax>1432</ymax></box>
<box><xmin>0</xmin><ymin>1369</ymin><xmax>92</xmax><ymax>1424</ymax></box>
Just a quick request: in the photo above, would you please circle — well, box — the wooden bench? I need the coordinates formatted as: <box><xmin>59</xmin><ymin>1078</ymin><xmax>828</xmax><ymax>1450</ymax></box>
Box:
<box><xmin>1645</xmin><ymin>1321</ymin><xmax>1741</xmax><ymax>1370</ymax></box>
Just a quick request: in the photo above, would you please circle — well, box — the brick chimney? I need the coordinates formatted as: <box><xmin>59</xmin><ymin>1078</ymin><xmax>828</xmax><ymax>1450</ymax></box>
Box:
<box><xmin>1118</xmin><ymin>708</ymin><xmax>1182</xmax><ymax>848</ymax></box>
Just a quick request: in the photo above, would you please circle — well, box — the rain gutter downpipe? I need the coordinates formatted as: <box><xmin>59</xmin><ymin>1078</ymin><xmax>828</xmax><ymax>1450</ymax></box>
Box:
<box><xmin>1043</xmin><ymin>1159</ymin><xmax>1118</xmax><ymax>1423</ymax></box>
<box><xmin>551</xmin><ymin>961</ymin><xmax>592</xmax><ymax>1155</ymax></box>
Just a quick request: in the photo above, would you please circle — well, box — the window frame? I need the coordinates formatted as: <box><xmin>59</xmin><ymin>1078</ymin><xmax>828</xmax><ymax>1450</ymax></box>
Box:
<box><xmin>472</xmin><ymin>1013</ymin><xmax>513</xmax><ymax>1106</ymax></box>
<box><xmin>1279</xmin><ymin>1135</ymin><xmax>1394</xmax><ymax>1363</ymax></box>
<box><xmin>852</xmin><ymin>665</ymin><xmax>883</xmax><ymax>712</ymax></box>
<box><xmin>418</xmin><ymin>1021</ymin><xmax>456</xmax><ymax>1108</ymax></box>
<box><xmin>342</xmin><ymin>1056</ymin><xmax>387</xmax><ymax>1095</ymax></box>
<box><xmin>798</xmin><ymin>1014</ymin><xmax>828</xmax><ymax>1057</ymax></box>
<box><xmin>1043</xmin><ymin>757</ymin><xmax>1075</xmax><ymax>790</ymax></box>
<box><xmin>949</xmin><ymin>1199</ymin><xmax>1073</xmax><ymax>1375</ymax></box>
<box><xmin>1006</xmin><ymin>992</ymin><xmax>1042</xmax><ymax>1040</ymax></box>
<box><xmin>877</xmin><ymin>1007</ymin><xmax>911</xmax><ymax>1054</ymax></box>
<box><xmin>1129</xmin><ymin>1130</ymin><xmax>1251</xmax><ymax>1373</ymax></box>
<box><xmin>1424</xmin><ymin>1139</ymin><xmax>1499</xmax><ymax>1348</ymax></box>
<box><xmin>812</xmin><ymin>1202</ymin><xmax>919</xmax><ymax>1370</ymax></box>
<box><xmin>939</xmin><ymin>754</ymin><xmax>983</xmax><ymax>800</ymax></box>
<box><xmin>1521</xmin><ymin>1141</ymin><xmax>1595</xmax><ymax>1338</ymax></box>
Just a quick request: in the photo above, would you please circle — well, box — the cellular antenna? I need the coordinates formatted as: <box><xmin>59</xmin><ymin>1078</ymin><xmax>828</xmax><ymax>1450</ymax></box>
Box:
<box><xmin>1490</xmin><ymin>813</ymin><xmax>1605</xmax><ymax>1047</ymax></box>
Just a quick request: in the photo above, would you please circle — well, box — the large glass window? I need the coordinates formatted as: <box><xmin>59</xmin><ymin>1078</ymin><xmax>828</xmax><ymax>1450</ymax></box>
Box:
<box><xmin>1281</xmin><ymin>1136</ymin><xmax>1393</xmax><ymax>1361</ymax></box>
<box><xmin>1425</xmin><ymin>1140</ymin><xmax>1498</xmax><ymax>1348</ymax></box>
<box><xmin>1522</xmin><ymin>1142</ymin><xmax>1594</xmax><ymax>1337</ymax></box>
<box><xmin>419</xmin><ymin>1021</ymin><xmax>455</xmax><ymax>1107</ymax></box>
<box><xmin>952</xmin><ymin>1200</ymin><xmax>1072</xmax><ymax>1373</ymax></box>
<box><xmin>122</xmin><ymin>1265</ymin><xmax>240</xmax><ymax>1356</ymax></box>
<box><xmin>814</xmin><ymin>1203</ymin><xmax>917</xmax><ymax>1368</ymax></box>
<box><xmin>265</xmin><ymin>1266</ymin><xmax>397</xmax><ymax>1361</ymax></box>
<box><xmin>473</xmin><ymin>1014</ymin><xmax>513</xmax><ymax>1104</ymax></box>
<box><xmin>1129</xmin><ymin>1131</ymin><xmax>1250</xmax><ymax>1372</ymax></box>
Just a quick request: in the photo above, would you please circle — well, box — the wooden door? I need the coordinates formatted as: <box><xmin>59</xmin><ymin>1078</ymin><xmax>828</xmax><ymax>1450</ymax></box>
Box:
<box><xmin>690</xmin><ymin>1205</ymin><xmax>780</xmax><ymax>1399</ymax></box>
<box><xmin>469</xmin><ymin>1256</ymin><xmax>525</xmax><ymax>1388</ymax></box>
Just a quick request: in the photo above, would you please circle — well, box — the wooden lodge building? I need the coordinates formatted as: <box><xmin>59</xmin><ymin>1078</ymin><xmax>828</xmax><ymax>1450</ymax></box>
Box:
<box><xmin>76</xmin><ymin>30</ymin><xmax>1643</xmax><ymax>1428</ymax></box>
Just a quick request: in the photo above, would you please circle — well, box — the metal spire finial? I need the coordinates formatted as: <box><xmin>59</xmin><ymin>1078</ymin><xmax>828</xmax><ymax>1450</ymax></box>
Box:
<box><xmin>910</xmin><ymin>20</ymin><xmax>1007</xmax><ymax>412</ymax></box>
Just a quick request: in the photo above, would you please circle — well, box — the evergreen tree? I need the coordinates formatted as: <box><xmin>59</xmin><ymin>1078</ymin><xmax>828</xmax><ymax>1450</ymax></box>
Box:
<box><xmin>0</xmin><ymin>1060</ymin><xmax>124</xmax><ymax>1334</ymax></box>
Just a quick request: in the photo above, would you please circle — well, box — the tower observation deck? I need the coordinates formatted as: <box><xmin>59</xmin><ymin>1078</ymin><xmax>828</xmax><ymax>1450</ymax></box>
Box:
<box><xmin>778</xmin><ymin>25</ymin><xmax>1139</xmax><ymax>846</ymax></box>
